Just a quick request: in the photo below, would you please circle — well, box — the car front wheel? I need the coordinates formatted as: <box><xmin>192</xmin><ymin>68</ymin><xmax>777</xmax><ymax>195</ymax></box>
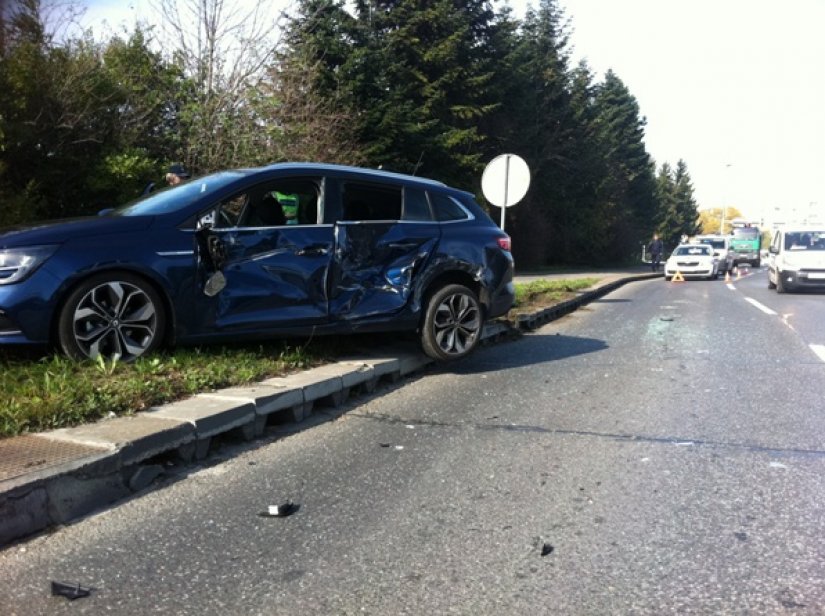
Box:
<box><xmin>58</xmin><ymin>272</ymin><xmax>166</xmax><ymax>361</ymax></box>
<box><xmin>776</xmin><ymin>270</ymin><xmax>787</xmax><ymax>294</ymax></box>
<box><xmin>421</xmin><ymin>284</ymin><xmax>482</xmax><ymax>361</ymax></box>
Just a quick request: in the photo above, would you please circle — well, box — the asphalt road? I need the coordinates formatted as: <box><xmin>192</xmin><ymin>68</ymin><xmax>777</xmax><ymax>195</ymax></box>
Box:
<box><xmin>3</xmin><ymin>271</ymin><xmax>825</xmax><ymax>614</ymax></box>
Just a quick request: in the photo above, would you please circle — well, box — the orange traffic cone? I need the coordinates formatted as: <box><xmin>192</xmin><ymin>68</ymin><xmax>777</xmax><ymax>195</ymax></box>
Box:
<box><xmin>736</xmin><ymin>267</ymin><xmax>742</xmax><ymax>281</ymax></box>
<box><xmin>724</xmin><ymin>271</ymin><xmax>731</xmax><ymax>283</ymax></box>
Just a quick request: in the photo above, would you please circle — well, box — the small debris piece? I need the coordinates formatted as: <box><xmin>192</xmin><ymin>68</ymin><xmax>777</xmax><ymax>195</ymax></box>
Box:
<box><xmin>776</xmin><ymin>587</ymin><xmax>806</xmax><ymax>609</ymax></box>
<box><xmin>51</xmin><ymin>581</ymin><xmax>92</xmax><ymax>600</ymax></box>
<box><xmin>379</xmin><ymin>443</ymin><xmax>391</xmax><ymax>448</ymax></box>
<box><xmin>734</xmin><ymin>532</ymin><xmax>748</xmax><ymax>542</ymax></box>
<box><xmin>660</xmin><ymin>316</ymin><xmax>674</xmax><ymax>322</ymax></box>
<box><xmin>258</xmin><ymin>502</ymin><xmax>299</xmax><ymax>518</ymax></box>
<box><xmin>769</xmin><ymin>461</ymin><xmax>788</xmax><ymax>469</ymax></box>
<box><xmin>540</xmin><ymin>543</ymin><xmax>554</xmax><ymax>557</ymax></box>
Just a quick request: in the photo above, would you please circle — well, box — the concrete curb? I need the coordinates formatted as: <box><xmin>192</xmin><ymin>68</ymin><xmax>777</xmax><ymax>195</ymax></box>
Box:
<box><xmin>0</xmin><ymin>271</ymin><xmax>658</xmax><ymax>546</ymax></box>
<box><xmin>511</xmin><ymin>272</ymin><xmax>660</xmax><ymax>331</ymax></box>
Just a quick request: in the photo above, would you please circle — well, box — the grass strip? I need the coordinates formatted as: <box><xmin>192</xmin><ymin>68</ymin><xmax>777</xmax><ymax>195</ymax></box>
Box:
<box><xmin>513</xmin><ymin>278</ymin><xmax>599</xmax><ymax>308</ymax></box>
<box><xmin>0</xmin><ymin>341</ymin><xmax>328</xmax><ymax>438</ymax></box>
<box><xmin>0</xmin><ymin>277</ymin><xmax>600</xmax><ymax>438</ymax></box>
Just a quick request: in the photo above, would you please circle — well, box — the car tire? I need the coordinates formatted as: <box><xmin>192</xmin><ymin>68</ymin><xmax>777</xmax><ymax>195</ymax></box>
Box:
<box><xmin>776</xmin><ymin>270</ymin><xmax>786</xmax><ymax>294</ymax></box>
<box><xmin>420</xmin><ymin>284</ymin><xmax>482</xmax><ymax>361</ymax></box>
<box><xmin>58</xmin><ymin>272</ymin><xmax>166</xmax><ymax>361</ymax></box>
<box><xmin>767</xmin><ymin>272</ymin><xmax>776</xmax><ymax>290</ymax></box>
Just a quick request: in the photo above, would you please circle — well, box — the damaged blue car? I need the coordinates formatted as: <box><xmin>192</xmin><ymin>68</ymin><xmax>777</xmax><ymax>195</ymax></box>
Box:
<box><xmin>0</xmin><ymin>163</ymin><xmax>515</xmax><ymax>361</ymax></box>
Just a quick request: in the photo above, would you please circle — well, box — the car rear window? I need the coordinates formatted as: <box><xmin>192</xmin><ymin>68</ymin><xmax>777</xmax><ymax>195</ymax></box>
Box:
<box><xmin>403</xmin><ymin>187</ymin><xmax>432</xmax><ymax>221</ymax></box>
<box><xmin>430</xmin><ymin>193</ymin><xmax>470</xmax><ymax>222</ymax></box>
<box><xmin>675</xmin><ymin>246</ymin><xmax>711</xmax><ymax>256</ymax></box>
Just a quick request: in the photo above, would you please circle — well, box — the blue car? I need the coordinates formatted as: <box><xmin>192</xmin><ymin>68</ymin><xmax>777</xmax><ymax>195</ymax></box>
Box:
<box><xmin>0</xmin><ymin>163</ymin><xmax>514</xmax><ymax>361</ymax></box>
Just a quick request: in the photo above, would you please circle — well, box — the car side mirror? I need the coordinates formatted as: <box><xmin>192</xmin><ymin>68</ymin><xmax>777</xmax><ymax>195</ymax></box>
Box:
<box><xmin>197</xmin><ymin>211</ymin><xmax>216</xmax><ymax>229</ymax></box>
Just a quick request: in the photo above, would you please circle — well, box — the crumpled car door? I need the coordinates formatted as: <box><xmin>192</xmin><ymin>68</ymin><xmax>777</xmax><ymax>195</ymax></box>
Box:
<box><xmin>194</xmin><ymin>225</ymin><xmax>333</xmax><ymax>333</ymax></box>
<box><xmin>328</xmin><ymin>221</ymin><xmax>439</xmax><ymax>321</ymax></box>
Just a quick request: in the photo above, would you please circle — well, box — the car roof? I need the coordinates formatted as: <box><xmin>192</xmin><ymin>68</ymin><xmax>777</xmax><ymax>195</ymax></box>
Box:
<box><xmin>246</xmin><ymin>162</ymin><xmax>451</xmax><ymax>190</ymax></box>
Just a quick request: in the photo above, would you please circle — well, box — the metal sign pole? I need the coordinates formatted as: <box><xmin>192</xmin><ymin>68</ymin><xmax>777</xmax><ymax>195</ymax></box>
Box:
<box><xmin>501</xmin><ymin>154</ymin><xmax>510</xmax><ymax>231</ymax></box>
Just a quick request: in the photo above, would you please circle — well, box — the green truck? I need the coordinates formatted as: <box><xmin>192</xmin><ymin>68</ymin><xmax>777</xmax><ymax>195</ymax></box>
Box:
<box><xmin>729</xmin><ymin>222</ymin><xmax>761</xmax><ymax>267</ymax></box>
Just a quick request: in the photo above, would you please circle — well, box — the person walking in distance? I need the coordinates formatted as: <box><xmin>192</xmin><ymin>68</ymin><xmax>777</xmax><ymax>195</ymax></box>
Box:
<box><xmin>648</xmin><ymin>233</ymin><xmax>664</xmax><ymax>272</ymax></box>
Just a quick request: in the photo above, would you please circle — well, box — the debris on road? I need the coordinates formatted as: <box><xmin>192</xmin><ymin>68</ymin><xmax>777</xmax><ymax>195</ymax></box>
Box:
<box><xmin>51</xmin><ymin>581</ymin><xmax>93</xmax><ymax>600</ymax></box>
<box><xmin>540</xmin><ymin>543</ymin><xmax>555</xmax><ymax>557</ymax></box>
<box><xmin>258</xmin><ymin>502</ymin><xmax>299</xmax><ymax>518</ymax></box>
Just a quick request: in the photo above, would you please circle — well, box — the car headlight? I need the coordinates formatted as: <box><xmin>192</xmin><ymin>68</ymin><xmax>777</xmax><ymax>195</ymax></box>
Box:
<box><xmin>0</xmin><ymin>245</ymin><xmax>59</xmax><ymax>285</ymax></box>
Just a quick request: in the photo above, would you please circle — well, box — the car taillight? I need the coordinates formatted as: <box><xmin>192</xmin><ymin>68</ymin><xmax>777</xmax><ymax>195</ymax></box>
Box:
<box><xmin>497</xmin><ymin>236</ymin><xmax>511</xmax><ymax>251</ymax></box>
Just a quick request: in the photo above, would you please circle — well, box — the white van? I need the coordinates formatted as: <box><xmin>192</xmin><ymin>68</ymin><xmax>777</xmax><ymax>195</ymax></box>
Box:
<box><xmin>767</xmin><ymin>227</ymin><xmax>825</xmax><ymax>293</ymax></box>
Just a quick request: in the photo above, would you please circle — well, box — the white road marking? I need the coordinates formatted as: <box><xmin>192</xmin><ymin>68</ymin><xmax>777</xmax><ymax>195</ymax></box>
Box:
<box><xmin>744</xmin><ymin>297</ymin><xmax>777</xmax><ymax>315</ymax></box>
<box><xmin>726</xmin><ymin>283</ymin><xmax>736</xmax><ymax>290</ymax></box>
<box><xmin>810</xmin><ymin>344</ymin><xmax>825</xmax><ymax>363</ymax></box>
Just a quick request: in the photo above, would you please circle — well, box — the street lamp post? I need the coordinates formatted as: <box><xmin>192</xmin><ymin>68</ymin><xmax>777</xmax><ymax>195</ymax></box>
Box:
<box><xmin>721</xmin><ymin>163</ymin><xmax>732</xmax><ymax>234</ymax></box>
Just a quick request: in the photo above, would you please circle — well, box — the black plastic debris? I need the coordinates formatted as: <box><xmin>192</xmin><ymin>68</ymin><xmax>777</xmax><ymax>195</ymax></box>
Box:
<box><xmin>379</xmin><ymin>443</ymin><xmax>391</xmax><ymax>448</ymax></box>
<box><xmin>258</xmin><ymin>502</ymin><xmax>300</xmax><ymax>518</ymax></box>
<box><xmin>51</xmin><ymin>581</ymin><xmax>93</xmax><ymax>600</ymax></box>
<box><xmin>540</xmin><ymin>543</ymin><xmax>554</xmax><ymax>557</ymax></box>
<box><xmin>734</xmin><ymin>531</ymin><xmax>748</xmax><ymax>542</ymax></box>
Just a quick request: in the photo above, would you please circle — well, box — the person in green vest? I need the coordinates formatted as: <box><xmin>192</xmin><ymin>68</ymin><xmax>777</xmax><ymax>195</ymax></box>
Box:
<box><xmin>273</xmin><ymin>191</ymin><xmax>299</xmax><ymax>224</ymax></box>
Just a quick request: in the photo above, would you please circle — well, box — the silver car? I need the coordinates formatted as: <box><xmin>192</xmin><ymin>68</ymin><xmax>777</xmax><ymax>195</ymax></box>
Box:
<box><xmin>694</xmin><ymin>234</ymin><xmax>733</xmax><ymax>273</ymax></box>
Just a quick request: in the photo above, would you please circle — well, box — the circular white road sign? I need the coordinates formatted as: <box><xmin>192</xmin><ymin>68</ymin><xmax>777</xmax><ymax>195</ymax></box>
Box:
<box><xmin>481</xmin><ymin>154</ymin><xmax>530</xmax><ymax>208</ymax></box>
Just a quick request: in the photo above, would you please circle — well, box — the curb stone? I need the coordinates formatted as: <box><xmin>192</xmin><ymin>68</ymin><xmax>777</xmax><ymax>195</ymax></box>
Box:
<box><xmin>0</xmin><ymin>271</ymin><xmax>658</xmax><ymax>546</ymax></box>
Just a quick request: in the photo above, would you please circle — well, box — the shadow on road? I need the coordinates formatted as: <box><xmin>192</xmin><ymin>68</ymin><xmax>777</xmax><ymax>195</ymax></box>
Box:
<box><xmin>444</xmin><ymin>332</ymin><xmax>609</xmax><ymax>374</ymax></box>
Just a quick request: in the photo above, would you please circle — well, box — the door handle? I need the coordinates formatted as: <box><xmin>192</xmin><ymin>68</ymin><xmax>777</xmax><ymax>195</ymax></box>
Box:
<box><xmin>386</xmin><ymin>241</ymin><xmax>421</xmax><ymax>250</ymax></box>
<box><xmin>296</xmin><ymin>245</ymin><xmax>330</xmax><ymax>257</ymax></box>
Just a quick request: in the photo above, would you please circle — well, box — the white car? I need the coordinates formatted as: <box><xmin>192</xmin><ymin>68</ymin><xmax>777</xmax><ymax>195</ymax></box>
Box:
<box><xmin>664</xmin><ymin>244</ymin><xmax>719</xmax><ymax>280</ymax></box>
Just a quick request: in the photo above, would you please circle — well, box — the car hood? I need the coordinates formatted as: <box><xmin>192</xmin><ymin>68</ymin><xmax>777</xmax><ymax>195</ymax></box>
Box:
<box><xmin>0</xmin><ymin>215</ymin><xmax>154</xmax><ymax>248</ymax></box>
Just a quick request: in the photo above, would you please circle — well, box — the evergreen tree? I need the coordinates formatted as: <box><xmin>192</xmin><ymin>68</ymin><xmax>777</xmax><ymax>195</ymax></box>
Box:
<box><xmin>590</xmin><ymin>70</ymin><xmax>657</xmax><ymax>261</ymax></box>
<box><xmin>491</xmin><ymin>0</ymin><xmax>579</xmax><ymax>266</ymax></box>
<box><xmin>655</xmin><ymin>160</ymin><xmax>700</xmax><ymax>247</ymax></box>
<box><xmin>672</xmin><ymin>159</ymin><xmax>701</xmax><ymax>238</ymax></box>
<box><xmin>342</xmin><ymin>0</ymin><xmax>501</xmax><ymax>184</ymax></box>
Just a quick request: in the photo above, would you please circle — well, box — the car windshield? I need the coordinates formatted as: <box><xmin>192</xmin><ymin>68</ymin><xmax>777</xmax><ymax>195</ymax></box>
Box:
<box><xmin>674</xmin><ymin>246</ymin><xmax>710</xmax><ymax>256</ymax></box>
<box><xmin>785</xmin><ymin>231</ymin><xmax>825</xmax><ymax>251</ymax></box>
<box><xmin>110</xmin><ymin>171</ymin><xmax>246</xmax><ymax>217</ymax></box>
<box><xmin>732</xmin><ymin>227</ymin><xmax>759</xmax><ymax>239</ymax></box>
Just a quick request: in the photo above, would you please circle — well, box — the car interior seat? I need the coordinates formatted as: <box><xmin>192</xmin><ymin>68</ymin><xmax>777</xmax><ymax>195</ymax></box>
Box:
<box><xmin>248</xmin><ymin>194</ymin><xmax>286</xmax><ymax>227</ymax></box>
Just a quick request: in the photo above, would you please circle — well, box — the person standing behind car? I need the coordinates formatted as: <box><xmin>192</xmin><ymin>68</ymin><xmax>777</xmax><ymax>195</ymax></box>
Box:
<box><xmin>648</xmin><ymin>233</ymin><xmax>664</xmax><ymax>272</ymax></box>
<box><xmin>166</xmin><ymin>163</ymin><xmax>190</xmax><ymax>186</ymax></box>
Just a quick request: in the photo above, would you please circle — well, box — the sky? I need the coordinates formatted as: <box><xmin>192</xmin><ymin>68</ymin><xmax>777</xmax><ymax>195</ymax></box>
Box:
<box><xmin>79</xmin><ymin>0</ymin><xmax>825</xmax><ymax>225</ymax></box>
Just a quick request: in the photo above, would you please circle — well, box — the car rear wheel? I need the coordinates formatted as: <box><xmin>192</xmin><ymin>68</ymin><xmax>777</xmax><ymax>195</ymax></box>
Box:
<box><xmin>767</xmin><ymin>271</ymin><xmax>776</xmax><ymax>289</ymax></box>
<box><xmin>58</xmin><ymin>272</ymin><xmax>166</xmax><ymax>361</ymax></box>
<box><xmin>420</xmin><ymin>284</ymin><xmax>482</xmax><ymax>361</ymax></box>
